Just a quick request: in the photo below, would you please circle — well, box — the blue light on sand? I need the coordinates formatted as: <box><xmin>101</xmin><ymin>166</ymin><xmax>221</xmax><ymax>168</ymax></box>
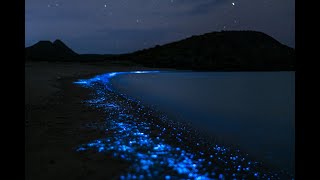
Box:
<box><xmin>74</xmin><ymin>70</ymin><xmax>293</xmax><ymax>179</ymax></box>
<box><xmin>74</xmin><ymin>71</ymin><xmax>160</xmax><ymax>90</ymax></box>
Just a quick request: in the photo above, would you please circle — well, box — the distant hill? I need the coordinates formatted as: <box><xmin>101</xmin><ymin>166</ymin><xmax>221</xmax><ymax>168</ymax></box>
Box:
<box><xmin>123</xmin><ymin>30</ymin><xmax>295</xmax><ymax>71</ymax></box>
<box><xmin>25</xmin><ymin>39</ymin><xmax>78</xmax><ymax>61</ymax></box>
<box><xmin>25</xmin><ymin>31</ymin><xmax>295</xmax><ymax>70</ymax></box>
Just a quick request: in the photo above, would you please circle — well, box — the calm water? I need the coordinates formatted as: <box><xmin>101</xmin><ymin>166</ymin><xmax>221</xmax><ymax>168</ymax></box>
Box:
<box><xmin>110</xmin><ymin>72</ymin><xmax>295</xmax><ymax>173</ymax></box>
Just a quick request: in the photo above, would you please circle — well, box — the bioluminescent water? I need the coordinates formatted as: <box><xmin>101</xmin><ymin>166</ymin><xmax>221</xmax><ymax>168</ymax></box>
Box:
<box><xmin>110</xmin><ymin>71</ymin><xmax>295</xmax><ymax>173</ymax></box>
<box><xmin>74</xmin><ymin>71</ymin><xmax>294</xmax><ymax>179</ymax></box>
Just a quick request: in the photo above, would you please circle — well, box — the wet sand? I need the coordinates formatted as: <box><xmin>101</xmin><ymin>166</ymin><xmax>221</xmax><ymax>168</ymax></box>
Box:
<box><xmin>25</xmin><ymin>62</ymin><xmax>154</xmax><ymax>180</ymax></box>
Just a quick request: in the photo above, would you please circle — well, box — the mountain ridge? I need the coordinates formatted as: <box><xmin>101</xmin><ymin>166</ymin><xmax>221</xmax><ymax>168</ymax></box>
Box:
<box><xmin>26</xmin><ymin>39</ymin><xmax>78</xmax><ymax>60</ymax></box>
<box><xmin>25</xmin><ymin>30</ymin><xmax>295</xmax><ymax>71</ymax></box>
<box><xmin>124</xmin><ymin>30</ymin><xmax>294</xmax><ymax>70</ymax></box>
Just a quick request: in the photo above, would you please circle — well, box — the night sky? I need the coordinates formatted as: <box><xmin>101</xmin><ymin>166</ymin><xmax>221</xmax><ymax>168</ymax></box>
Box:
<box><xmin>25</xmin><ymin>0</ymin><xmax>295</xmax><ymax>54</ymax></box>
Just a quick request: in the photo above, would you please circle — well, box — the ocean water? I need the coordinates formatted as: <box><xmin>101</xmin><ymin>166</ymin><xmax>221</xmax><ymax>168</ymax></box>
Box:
<box><xmin>110</xmin><ymin>72</ymin><xmax>295</xmax><ymax>173</ymax></box>
<box><xmin>74</xmin><ymin>71</ymin><xmax>295</xmax><ymax>179</ymax></box>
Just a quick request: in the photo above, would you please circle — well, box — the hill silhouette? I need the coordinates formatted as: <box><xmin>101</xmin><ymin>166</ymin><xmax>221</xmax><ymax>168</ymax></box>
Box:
<box><xmin>123</xmin><ymin>30</ymin><xmax>295</xmax><ymax>70</ymax></box>
<box><xmin>26</xmin><ymin>39</ymin><xmax>78</xmax><ymax>61</ymax></box>
<box><xmin>25</xmin><ymin>31</ymin><xmax>295</xmax><ymax>70</ymax></box>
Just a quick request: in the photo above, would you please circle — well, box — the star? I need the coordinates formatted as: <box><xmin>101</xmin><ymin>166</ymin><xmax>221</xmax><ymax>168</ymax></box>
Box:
<box><xmin>26</xmin><ymin>0</ymin><xmax>295</xmax><ymax>53</ymax></box>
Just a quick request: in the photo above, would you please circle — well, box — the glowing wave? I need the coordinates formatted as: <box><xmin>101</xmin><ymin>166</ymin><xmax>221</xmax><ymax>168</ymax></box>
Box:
<box><xmin>74</xmin><ymin>71</ymin><xmax>293</xmax><ymax>179</ymax></box>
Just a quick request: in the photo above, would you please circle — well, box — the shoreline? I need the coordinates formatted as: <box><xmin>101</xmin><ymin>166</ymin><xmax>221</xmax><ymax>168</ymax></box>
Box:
<box><xmin>25</xmin><ymin>62</ymin><xmax>294</xmax><ymax>179</ymax></box>
<box><xmin>73</xmin><ymin>71</ymin><xmax>294</xmax><ymax>179</ymax></box>
<box><xmin>25</xmin><ymin>62</ymin><xmax>154</xmax><ymax>180</ymax></box>
<box><xmin>109</xmin><ymin>71</ymin><xmax>295</xmax><ymax>174</ymax></box>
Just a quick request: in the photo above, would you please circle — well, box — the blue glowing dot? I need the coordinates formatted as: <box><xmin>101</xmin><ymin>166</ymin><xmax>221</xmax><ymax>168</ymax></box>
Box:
<box><xmin>88</xmin><ymin>143</ymin><xmax>95</xmax><ymax>147</ymax></box>
<box><xmin>165</xmin><ymin>175</ymin><xmax>171</xmax><ymax>179</ymax></box>
<box><xmin>76</xmin><ymin>147</ymin><xmax>86</xmax><ymax>151</ymax></box>
<box><xmin>196</xmin><ymin>176</ymin><xmax>211</xmax><ymax>180</ymax></box>
<box><xmin>73</xmin><ymin>81</ymin><xmax>87</xmax><ymax>84</ymax></box>
<box><xmin>98</xmin><ymin>147</ymin><xmax>105</xmax><ymax>152</ymax></box>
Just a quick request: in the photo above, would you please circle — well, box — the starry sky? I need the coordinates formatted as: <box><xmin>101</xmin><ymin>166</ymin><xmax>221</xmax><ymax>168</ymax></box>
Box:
<box><xmin>25</xmin><ymin>0</ymin><xmax>295</xmax><ymax>54</ymax></box>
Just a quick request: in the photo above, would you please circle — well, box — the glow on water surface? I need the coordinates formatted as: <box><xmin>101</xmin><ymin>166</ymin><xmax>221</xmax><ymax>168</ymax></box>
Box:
<box><xmin>74</xmin><ymin>71</ymin><xmax>293</xmax><ymax>179</ymax></box>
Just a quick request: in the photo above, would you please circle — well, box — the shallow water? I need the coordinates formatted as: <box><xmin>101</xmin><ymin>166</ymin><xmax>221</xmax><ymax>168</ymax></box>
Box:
<box><xmin>110</xmin><ymin>72</ymin><xmax>295</xmax><ymax>173</ymax></box>
<box><xmin>74</xmin><ymin>71</ymin><xmax>294</xmax><ymax>179</ymax></box>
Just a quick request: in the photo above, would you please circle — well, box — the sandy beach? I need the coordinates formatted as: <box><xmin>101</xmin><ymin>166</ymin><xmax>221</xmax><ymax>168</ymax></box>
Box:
<box><xmin>25</xmin><ymin>62</ymin><xmax>294</xmax><ymax>179</ymax></box>
<box><xmin>25</xmin><ymin>62</ymin><xmax>153</xmax><ymax>180</ymax></box>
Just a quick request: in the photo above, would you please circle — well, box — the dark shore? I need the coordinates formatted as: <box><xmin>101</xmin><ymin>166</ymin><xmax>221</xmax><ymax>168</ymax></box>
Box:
<box><xmin>25</xmin><ymin>62</ymin><xmax>293</xmax><ymax>179</ymax></box>
<box><xmin>25</xmin><ymin>62</ymin><xmax>157</xmax><ymax>180</ymax></box>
